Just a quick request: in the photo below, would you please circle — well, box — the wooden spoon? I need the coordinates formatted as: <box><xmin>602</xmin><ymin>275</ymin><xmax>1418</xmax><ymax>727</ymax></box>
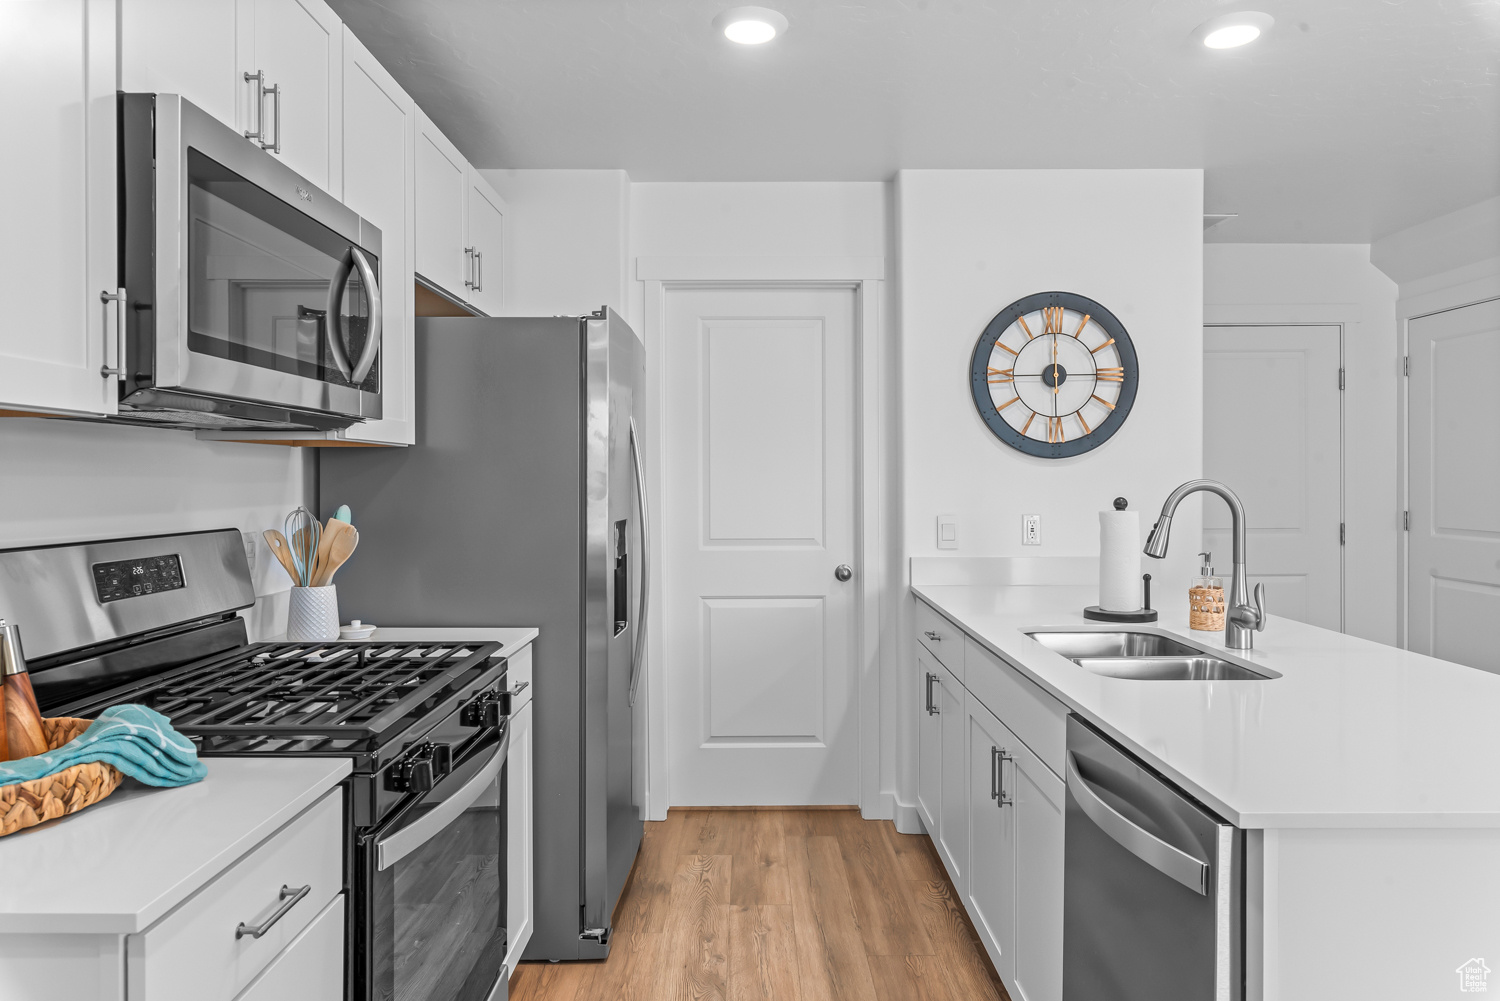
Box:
<box><xmin>311</xmin><ymin>521</ymin><xmax>358</xmax><ymax>587</ymax></box>
<box><xmin>263</xmin><ymin>530</ymin><xmax>301</xmax><ymax>584</ymax></box>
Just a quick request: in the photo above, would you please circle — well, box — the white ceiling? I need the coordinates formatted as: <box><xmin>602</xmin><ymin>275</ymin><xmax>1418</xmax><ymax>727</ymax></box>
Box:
<box><xmin>330</xmin><ymin>0</ymin><xmax>1500</xmax><ymax>242</ymax></box>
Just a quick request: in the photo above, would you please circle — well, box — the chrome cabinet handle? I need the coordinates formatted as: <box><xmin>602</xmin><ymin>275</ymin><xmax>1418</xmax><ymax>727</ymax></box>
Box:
<box><xmin>473</xmin><ymin>249</ymin><xmax>484</xmax><ymax>293</ymax></box>
<box><xmin>99</xmin><ymin>289</ymin><xmax>126</xmax><ymax>378</ymax></box>
<box><xmin>244</xmin><ymin>70</ymin><xmax>266</xmax><ymax>142</ymax></box>
<box><xmin>235</xmin><ymin>884</ymin><xmax>310</xmax><ymax>939</ymax></box>
<box><xmin>1065</xmin><ymin>751</ymin><xmax>1209</xmax><ymax>895</ymax></box>
<box><xmin>924</xmin><ymin>672</ymin><xmax>938</xmax><ymax>715</ymax></box>
<box><xmin>503</xmin><ymin>679</ymin><xmax>530</xmax><ymax>698</ymax></box>
<box><xmin>463</xmin><ymin>247</ymin><xmax>476</xmax><ymax>289</ymax></box>
<box><xmin>266</xmin><ymin>81</ymin><xmax>282</xmax><ymax>154</ymax></box>
<box><xmin>989</xmin><ymin>746</ymin><xmax>1000</xmax><ymax>800</ymax></box>
<box><xmin>923</xmin><ymin>630</ymin><xmax>941</xmax><ymax>641</ymax></box>
<box><xmin>996</xmin><ymin>748</ymin><xmax>1013</xmax><ymax>807</ymax></box>
<box><xmin>628</xmin><ymin>417</ymin><xmax>651</xmax><ymax>706</ymax></box>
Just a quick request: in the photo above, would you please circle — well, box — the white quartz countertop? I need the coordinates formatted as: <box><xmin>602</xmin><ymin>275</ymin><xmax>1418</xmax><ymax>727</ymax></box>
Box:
<box><xmin>914</xmin><ymin>583</ymin><xmax>1500</xmax><ymax>829</ymax></box>
<box><xmin>360</xmin><ymin>626</ymin><xmax>538</xmax><ymax>650</ymax></box>
<box><xmin>0</xmin><ymin>757</ymin><xmax>350</xmax><ymax>934</ymax></box>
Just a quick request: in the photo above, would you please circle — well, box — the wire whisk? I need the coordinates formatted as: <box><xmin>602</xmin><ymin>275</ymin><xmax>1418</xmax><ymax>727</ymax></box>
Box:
<box><xmin>284</xmin><ymin>506</ymin><xmax>321</xmax><ymax>587</ymax></box>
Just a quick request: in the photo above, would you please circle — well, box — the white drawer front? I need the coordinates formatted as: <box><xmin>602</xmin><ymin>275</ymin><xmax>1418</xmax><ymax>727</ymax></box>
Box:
<box><xmin>965</xmin><ymin>637</ymin><xmax>1067</xmax><ymax>778</ymax></box>
<box><xmin>234</xmin><ymin>895</ymin><xmax>345</xmax><ymax>1001</ymax></box>
<box><xmin>130</xmin><ymin>789</ymin><xmax>343</xmax><ymax>1001</ymax></box>
<box><xmin>915</xmin><ymin>599</ymin><xmax>965</xmax><ymax>680</ymax></box>
<box><xmin>506</xmin><ymin>642</ymin><xmax>533</xmax><ymax>711</ymax></box>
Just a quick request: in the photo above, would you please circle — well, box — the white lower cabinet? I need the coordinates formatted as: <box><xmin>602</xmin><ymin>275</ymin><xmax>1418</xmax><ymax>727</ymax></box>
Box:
<box><xmin>915</xmin><ymin>597</ymin><xmax>1066</xmax><ymax>1001</ymax></box>
<box><xmin>505</xmin><ymin>653</ymin><xmax>535</xmax><ymax>972</ymax></box>
<box><xmin>234</xmin><ymin>895</ymin><xmax>344</xmax><ymax>1001</ymax></box>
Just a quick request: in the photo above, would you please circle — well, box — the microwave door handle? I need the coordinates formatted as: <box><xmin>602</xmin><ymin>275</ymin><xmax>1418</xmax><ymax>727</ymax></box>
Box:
<box><xmin>376</xmin><ymin>727</ymin><xmax>510</xmax><ymax>872</ymax></box>
<box><xmin>324</xmin><ymin>248</ymin><xmax>356</xmax><ymax>381</ymax></box>
<box><xmin>628</xmin><ymin>417</ymin><xmax>650</xmax><ymax>707</ymax></box>
<box><xmin>347</xmin><ymin>246</ymin><xmax>383</xmax><ymax>385</ymax></box>
<box><xmin>1065</xmin><ymin>752</ymin><xmax>1210</xmax><ymax>895</ymax></box>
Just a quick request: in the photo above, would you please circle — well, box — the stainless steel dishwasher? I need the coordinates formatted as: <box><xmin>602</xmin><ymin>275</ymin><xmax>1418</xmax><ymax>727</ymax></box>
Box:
<box><xmin>1063</xmin><ymin>715</ymin><xmax>1244</xmax><ymax>1001</ymax></box>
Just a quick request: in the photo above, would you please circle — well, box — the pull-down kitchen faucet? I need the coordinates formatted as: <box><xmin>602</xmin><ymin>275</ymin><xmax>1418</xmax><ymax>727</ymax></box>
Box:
<box><xmin>1143</xmin><ymin>479</ymin><xmax>1266</xmax><ymax>650</ymax></box>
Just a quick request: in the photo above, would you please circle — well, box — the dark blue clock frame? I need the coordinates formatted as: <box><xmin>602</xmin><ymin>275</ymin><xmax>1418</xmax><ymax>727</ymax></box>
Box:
<box><xmin>968</xmin><ymin>290</ymin><xmax>1139</xmax><ymax>458</ymax></box>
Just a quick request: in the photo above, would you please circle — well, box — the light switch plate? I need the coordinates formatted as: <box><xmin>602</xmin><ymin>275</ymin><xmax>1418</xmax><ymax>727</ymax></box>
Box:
<box><xmin>1022</xmin><ymin>514</ymin><xmax>1042</xmax><ymax>546</ymax></box>
<box><xmin>937</xmin><ymin>514</ymin><xmax>958</xmax><ymax>550</ymax></box>
<box><xmin>242</xmin><ymin>531</ymin><xmax>257</xmax><ymax>571</ymax></box>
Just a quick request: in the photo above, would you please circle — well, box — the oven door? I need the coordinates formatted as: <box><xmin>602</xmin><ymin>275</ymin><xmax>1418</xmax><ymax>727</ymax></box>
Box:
<box><xmin>359</xmin><ymin>725</ymin><xmax>509</xmax><ymax>1001</ymax></box>
<box><xmin>121</xmin><ymin>94</ymin><xmax>384</xmax><ymax>425</ymax></box>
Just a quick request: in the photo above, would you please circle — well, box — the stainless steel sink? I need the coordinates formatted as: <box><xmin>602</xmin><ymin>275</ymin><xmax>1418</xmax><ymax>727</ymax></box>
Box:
<box><xmin>1025</xmin><ymin>630</ymin><xmax>1278</xmax><ymax>681</ymax></box>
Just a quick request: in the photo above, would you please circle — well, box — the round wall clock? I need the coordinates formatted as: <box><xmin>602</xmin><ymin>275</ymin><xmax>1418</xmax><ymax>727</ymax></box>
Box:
<box><xmin>968</xmin><ymin>291</ymin><xmax>1138</xmax><ymax>458</ymax></box>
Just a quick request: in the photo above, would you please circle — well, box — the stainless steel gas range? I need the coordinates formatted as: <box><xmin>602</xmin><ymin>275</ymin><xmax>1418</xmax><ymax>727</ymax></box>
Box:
<box><xmin>8</xmin><ymin>528</ymin><xmax>516</xmax><ymax>1001</ymax></box>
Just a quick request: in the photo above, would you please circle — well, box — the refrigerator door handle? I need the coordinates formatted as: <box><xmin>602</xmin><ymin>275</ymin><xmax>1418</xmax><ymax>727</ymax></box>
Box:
<box><xmin>628</xmin><ymin>417</ymin><xmax>650</xmax><ymax>706</ymax></box>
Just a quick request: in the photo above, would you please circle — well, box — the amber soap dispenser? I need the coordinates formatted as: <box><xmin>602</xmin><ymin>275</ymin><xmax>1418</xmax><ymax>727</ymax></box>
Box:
<box><xmin>1190</xmin><ymin>552</ymin><xmax>1226</xmax><ymax>631</ymax></box>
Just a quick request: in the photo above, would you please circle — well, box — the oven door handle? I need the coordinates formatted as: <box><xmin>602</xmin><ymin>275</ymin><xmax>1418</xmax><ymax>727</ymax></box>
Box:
<box><xmin>376</xmin><ymin>727</ymin><xmax>509</xmax><ymax>872</ymax></box>
<box><xmin>324</xmin><ymin>246</ymin><xmax>383</xmax><ymax>386</ymax></box>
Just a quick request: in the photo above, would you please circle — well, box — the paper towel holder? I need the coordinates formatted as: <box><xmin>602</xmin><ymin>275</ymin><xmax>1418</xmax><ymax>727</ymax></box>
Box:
<box><xmin>1083</xmin><ymin>572</ymin><xmax>1160</xmax><ymax>622</ymax></box>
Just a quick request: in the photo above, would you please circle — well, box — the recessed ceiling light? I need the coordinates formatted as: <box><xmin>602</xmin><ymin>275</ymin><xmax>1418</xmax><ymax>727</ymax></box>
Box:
<box><xmin>714</xmin><ymin>6</ymin><xmax>789</xmax><ymax>45</ymax></box>
<box><xmin>1195</xmin><ymin>11</ymin><xmax>1274</xmax><ymax>49</ymax></box>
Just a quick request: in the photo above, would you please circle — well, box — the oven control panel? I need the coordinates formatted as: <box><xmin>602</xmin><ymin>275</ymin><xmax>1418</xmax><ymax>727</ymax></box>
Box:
<box><xmin>92</xmin><ymin>554</ymin><xmax>185</xmax><ymax>603</ymax></box>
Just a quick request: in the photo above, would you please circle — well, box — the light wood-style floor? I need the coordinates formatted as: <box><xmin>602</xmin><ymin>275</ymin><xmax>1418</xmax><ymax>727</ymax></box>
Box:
<box><xmin>509</xmin><ymin>807</ymin><xmax>1011</xmax><ymax>1001</ymax></box>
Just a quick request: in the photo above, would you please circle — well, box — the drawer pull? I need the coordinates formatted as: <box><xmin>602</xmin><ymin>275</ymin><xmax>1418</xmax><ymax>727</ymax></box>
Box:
<box><xmin>924</xmin><ymin>630</ymin><xmax>941</xmax><ymax>641</ymax></box>
<box><xmin>235</xmin><ymin>884</ymin><xmax>311</xmax><ymax>940</ymax></box>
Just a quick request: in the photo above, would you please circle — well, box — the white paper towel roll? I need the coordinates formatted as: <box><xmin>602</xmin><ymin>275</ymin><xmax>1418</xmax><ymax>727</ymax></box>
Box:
<box><xmin>1099</xmin><ymin>510</ymin><xmax>1141</xmax><ymax>611</ymax></box>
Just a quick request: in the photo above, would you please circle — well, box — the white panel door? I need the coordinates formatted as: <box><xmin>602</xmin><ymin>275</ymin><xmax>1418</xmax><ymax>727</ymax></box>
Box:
<box><xmin>1408</xmin><ymin>298</ymin><xmax>1500</xmax><ymax>672</ymax></box>
<box><xmin>1010</xmin><ymin>742</ymin><xmax>1065</xmax><ymax>1001</ymax></box>
<box><xmin>916</xmin><ymin>648</ymin><xmax>942</xmax><ymax>832</ymax></box>
<box><xmin>465</xmin><ymin>170</ymin><xmax>507</xmax><ymax>316</ymax></box>
<box><xmin>664</xmin><ymin>285</ymin><xmax>857</xmax><ymax>804</ymax></box>
<box><xmin>120</xmin><ymin>0</ymin><xmax>239</xmax><ymax>130</ymax></box>
<box><xmin>243</xmin><ymin>0</ymin><xmax>343</xmax><ymax>194</ymax></box>
<box><xmin>504</xmin><ymin>698</ymin><xmax>534</xmax><ymax>970</ymax></box>
<box><xmin>339</xmin><ymin>28</ymin><xmax>415</xmax><ymax>445</ymax></box>
<box><xmin>936</xmin><ymin>663</ymin><xmax>968</xmax><ymax>890</ymax></box>
<box><xmin>1203</xmin><ymin>326</ymin><xmax>1342</xmax><ymax>629</ymax></box>
<box><xmin>0</xmin><ymin>0</ymin><xmax>118</xmax><ymax>416</ymax></box>
<box><xmin>413</xmin><ymin>111</ymin><xmax>469</xmax><ymax>298</ymax></box>
<box><xmin>966</xmin><ymin>697</ymin><xmax>1016</xmax><ymax>984</ymax></box>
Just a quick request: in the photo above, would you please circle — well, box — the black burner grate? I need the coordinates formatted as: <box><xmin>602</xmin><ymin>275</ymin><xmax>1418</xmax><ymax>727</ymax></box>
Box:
<box><xmin>63</xmin><ymin>640</ymin><xmax>501</xmax><ymax>754</ymax></box>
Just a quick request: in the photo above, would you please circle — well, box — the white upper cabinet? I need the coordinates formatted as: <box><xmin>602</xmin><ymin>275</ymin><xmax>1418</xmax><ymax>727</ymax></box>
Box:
<box><xmin>465</xmin><ymin>171</ymin><xmax>507</xmax><ymax>316</ymax></box>
<box><xmin>338</xmin><ymin>27</ymin><xmax>416</xmax><ymax>446</ymax></box>
<box><xmin>414</xmin><ymin>110</ymin><xmax>470</xmax><ymax>296</ymax></box>
<box><xmin>0</xmin><ymin>0</ymin><xmax>119</xmax><ymax>416</ymax></box>
<box><xmin>239</xmin><ymin>0</ymin><xmax>343</xmax><ymax>195</ymax></box>
<box><xmin>412</xmin><ymin>114</ymin><xmax>507</xmax><ymax>315</ymax></box>
<box><xmin>120</xmin><ymin>0</ymin><xmax>240</xmax><ymax>128</ymax></box>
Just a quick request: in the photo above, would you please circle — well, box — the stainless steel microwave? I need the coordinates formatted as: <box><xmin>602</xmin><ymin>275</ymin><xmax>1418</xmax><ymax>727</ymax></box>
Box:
<box><xmin>117</xmin><ymin>93</ymin><xmax>382</xmax><ymax>431</ymax></box>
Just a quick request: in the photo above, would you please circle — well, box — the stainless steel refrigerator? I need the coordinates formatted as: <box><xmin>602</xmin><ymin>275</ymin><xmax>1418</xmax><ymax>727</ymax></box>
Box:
<box><xmin>320</xmin><ymin>308</ymin><xmax>647</xmax><ymax>961</ymax></box>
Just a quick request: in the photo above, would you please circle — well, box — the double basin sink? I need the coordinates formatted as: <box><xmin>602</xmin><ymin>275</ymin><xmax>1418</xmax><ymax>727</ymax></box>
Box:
<box><xmin>1025</xmin><ymin>630</ymin><xmax>1280</xmax><ymax>681</ymax></box>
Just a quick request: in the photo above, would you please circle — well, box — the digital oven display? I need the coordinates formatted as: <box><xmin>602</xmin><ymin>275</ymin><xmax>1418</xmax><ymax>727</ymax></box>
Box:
<box><xmin>92</xmin><ymin>555</ymin><xmax>185</xmax><ymax>603</ymax></box>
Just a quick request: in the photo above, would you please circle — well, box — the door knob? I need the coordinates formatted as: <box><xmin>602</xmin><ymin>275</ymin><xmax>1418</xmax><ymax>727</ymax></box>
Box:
<box><xmin>834</xmin><ymin>564</ymin><xmax>853</xmax><ymax>582</ymax></box>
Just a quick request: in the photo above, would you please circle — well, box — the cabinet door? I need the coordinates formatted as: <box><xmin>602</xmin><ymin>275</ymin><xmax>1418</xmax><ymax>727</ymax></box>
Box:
<box><xmin>0</xmin><ymin>0</ymin><xmax>118</xmax><ymax>416</ymax></box>
<box><xmin>236</xmin><ymin>895</ymin><xmax>345</xmax><ymax>1001</ymax></box>
<box><xmin>339</xmin><ymin>27</ymin><xmax>415</xmax><ymax>445</ymax></box>
<box><xmin>505</xmin><ymin>699</ymin><xmax>535</xmax><ymax>972</ymax></box>
<box><xmin>1010</xmin><ymin>744</ymin><xmax>1065</xmax><ymax>1001</ymax></box>
<box><xmin>243</xmin><ymin>0</ymin><xmax>343</xmax><ymax>194</ymax></box>
<box><xmin>967</xmin><ymin>697</ymin><xmax>1017</xmax><ymax>984</ymax></box>
<box><xmin>120</xmin><ymin>0</ymin><xmax>239</xmax><ymax>129</ymax></box>
<box><xmin>465</xmin><ymin>168</ymin><xmax>507</xmax><ymax>316</ymax></box>
<box><xmin>916</xmin><ymin>650</ymin><xmax>942</xmax><ymax>833</ymax></box>
<box><xmin>937</xmin><ymin>664</ymin><xmax>969</xmax><ymax>892</ymax></box>
<box><xmin>413</xmin><ymin>111</ymin><xmax>470</xmax><ymax>298</ymax></box>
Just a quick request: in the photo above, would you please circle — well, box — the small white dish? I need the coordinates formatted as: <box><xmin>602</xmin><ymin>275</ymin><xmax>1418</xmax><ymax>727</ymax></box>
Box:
<box><xmin>340</xmin><ymin>619</ymin><xmax>377</xmax><ymax>640</ymax></box>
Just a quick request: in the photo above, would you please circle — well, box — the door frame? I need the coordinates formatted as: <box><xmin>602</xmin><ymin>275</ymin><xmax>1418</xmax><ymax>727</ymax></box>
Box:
<box><xmin>639</xmin><ymin>256</ymin><xmax>885</xmax><ymax>820</ymax></box>
<box><xmin>1202</xmin><ymin>313</ymin><xmax>1347</xmax><ymax>631</ymax></box>
<box><xmin>1395</xmin><ymin>275</ymin><xmax>1500</xmax><ymax>649</ymax></box>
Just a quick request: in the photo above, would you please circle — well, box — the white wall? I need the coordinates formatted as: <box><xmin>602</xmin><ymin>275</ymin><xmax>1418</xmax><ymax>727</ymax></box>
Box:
<box><xmin>1204</xmin><ymin>244</ymin><xmax>1400</xmax><ymax>645</ymax></box>
<box><xmin>897</xmin><ymin>170</ymin><xmax>1206</xmax><ymax>585</ymax></box>
<box><xmin>480</xmin><ymin>168</ymin><xmax>630</xmax><ymax>317</ymax></box>
<box><xmin>0</xmin><ymin>419</ymin><xmax>309</xmax><ymax>638</ymax></box>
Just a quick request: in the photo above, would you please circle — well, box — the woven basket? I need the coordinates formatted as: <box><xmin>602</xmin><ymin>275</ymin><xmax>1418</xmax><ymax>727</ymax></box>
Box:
<box><xmin>0</xmin><ymin>717</ymin><xmax>123</xmax><ymax>838</ymax></box>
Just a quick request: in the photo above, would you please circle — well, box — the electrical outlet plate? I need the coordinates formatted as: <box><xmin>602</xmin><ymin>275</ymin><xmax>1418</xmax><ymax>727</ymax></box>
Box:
<box><xmin>937</xmin><ymin>514</ymin><xmax>958</xmax><ymax>550</ymax></box>
<box><xmin>1022</xmin><ymin>514</ymin><xmax>1042</xmax><ymax>546</ymax></box>
<box><xmin>242</xmin><ymin>531</ymin><xmax>257</xmax><ymax>572</ymax></box>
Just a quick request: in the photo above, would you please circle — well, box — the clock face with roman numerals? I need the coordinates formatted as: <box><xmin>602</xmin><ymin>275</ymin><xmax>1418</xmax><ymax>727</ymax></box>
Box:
<box><xmin>969</xmin><ymin>291</ymin><xmax>1138</xmax><ymax>457</ymax></box>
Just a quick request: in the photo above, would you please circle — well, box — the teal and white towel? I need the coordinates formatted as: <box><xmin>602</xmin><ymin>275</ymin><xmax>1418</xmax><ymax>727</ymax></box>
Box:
<box><xmin>0</xmin><ymin>704</ymin><xmax>206</xmax><ymax>787</ymax></box>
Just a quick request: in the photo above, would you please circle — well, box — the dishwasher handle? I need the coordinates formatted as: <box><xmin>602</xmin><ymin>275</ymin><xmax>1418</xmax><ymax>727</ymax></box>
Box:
<box><xmin>1065</xmin><ymin>751</ymin><xmax>1209</xmax><ymax>896</ymax></box>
